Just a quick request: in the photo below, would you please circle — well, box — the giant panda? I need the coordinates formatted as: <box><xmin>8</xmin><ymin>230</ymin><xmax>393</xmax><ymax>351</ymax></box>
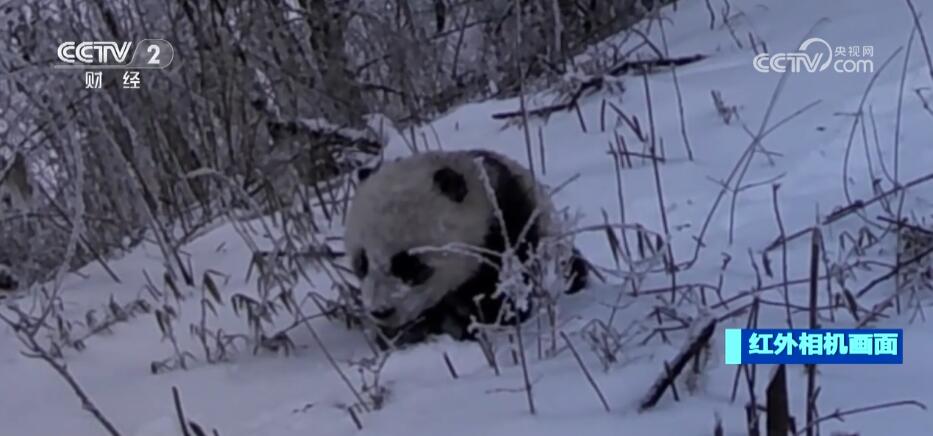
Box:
<box><xmin>344</xmin><ymin>149</ymin><xmax>589</xmax><ymax>346</ymax></box>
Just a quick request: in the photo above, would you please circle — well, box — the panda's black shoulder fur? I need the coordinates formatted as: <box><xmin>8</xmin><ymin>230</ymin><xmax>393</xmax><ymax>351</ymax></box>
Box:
<box><xmin>465</xmin><ymin>149</ymin><xmax>541</xmax><ymax>257</ymax></box>
<box><xmin>376</xmin><ymin>150</ymin><xmax>588</xmax><ymax>347</ymax></box>
<box><xmin>422</xmin><ymin>150</ymin><xmax>541</xmax><ymax>340</ymax></box>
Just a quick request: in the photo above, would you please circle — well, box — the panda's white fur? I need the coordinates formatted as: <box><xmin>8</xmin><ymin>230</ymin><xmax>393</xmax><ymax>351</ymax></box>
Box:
<box><xmin>344</xmin><ymin>149</ymin><xmax>586</xmax><ymax>344</ymax></box>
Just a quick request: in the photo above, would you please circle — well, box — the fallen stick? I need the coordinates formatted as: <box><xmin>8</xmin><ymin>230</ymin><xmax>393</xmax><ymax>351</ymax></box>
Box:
<box><xmin>491</xmin><ymin>54</ymin><xmax>706</xmax><ymax>121</ymax></box>
<box><xmin>823</xmin><ymin>171</ymin><xmax>933</xmax><ymax>225</ymax></box>
<box><xmin>639</xmin><ymin>317</ymin><xmax>717</xmax><ymax>411</ymax></box>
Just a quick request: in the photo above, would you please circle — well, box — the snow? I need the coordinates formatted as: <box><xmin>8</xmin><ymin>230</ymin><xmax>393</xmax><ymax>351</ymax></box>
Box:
<box><xmin>4</xmin><ymin>0</ymin><xmax>933</xmax><ymax>435</ymax></box>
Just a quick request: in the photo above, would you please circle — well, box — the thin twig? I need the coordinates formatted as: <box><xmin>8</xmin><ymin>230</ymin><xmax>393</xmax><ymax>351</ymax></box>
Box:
<box><xmin>905</xmin><ymin>0</ymin><xmax>933</xmax><ymax>81</ymax></box>
<box><xmin>771</xmin><ymin>184</ymin><xmax>794</xmax><ymax>328</ymax></box>
<box><xmin>560</xmin><ymin>331</ymin><xmax>611</xmax><ymax>412</ymax></box>
<box><xmin>794</xmin><ymin>400</ymin><xmax>927</xmax><ymax>436</ymax></box>
<box><xmin>805</xmin><ymin>229</ymin><xmax>820</xmax><ymax>436</ymax></box>
<box><xmin>173</xmin><ymin>386</ymin><xmax>192</xmax><ymax>436</ymax></box>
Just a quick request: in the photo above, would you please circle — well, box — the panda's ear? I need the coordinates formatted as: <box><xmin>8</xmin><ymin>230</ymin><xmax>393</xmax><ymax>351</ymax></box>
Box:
<box><xmin>357</xmin><ymin>167</ymin><xmax>374</xmax><ymax>181</ymax></box>
<box><xmin>433</xmin><ymin>167</ymin><xmax>468</xmax><ymax>202</ymax></box>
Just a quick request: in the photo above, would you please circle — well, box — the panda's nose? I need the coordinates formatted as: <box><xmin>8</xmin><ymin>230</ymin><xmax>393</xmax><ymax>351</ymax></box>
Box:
<box><xmin>370</xmin><ymin>307</ymin><xmax>396</xmax><ymax>320</ymax></box>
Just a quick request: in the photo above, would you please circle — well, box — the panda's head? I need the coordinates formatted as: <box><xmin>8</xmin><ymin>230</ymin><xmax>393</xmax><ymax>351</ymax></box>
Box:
<box><xmin>344</xmin><ymin>151</ymin><xmax>502</xmax><ymax>329</ymax></box>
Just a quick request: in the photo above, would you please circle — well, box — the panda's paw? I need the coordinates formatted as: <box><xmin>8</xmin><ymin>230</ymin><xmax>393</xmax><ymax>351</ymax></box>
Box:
<box><xmin>0</xmin><ymin>270</ymin><xmax>18</xmax><ymax>292</ymax></box>
<box><xmin>564</xmin><ymin>248</ymin><xmax>590</xmax><ymax>295</ymax></box>
<box><xmin>373</xmin><ymin>321</ymin><xmax>438</xmax><ymax>350</ymax></box>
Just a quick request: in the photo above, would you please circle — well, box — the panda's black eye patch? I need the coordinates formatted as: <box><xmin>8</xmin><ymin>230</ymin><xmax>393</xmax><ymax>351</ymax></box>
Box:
<box><xmin>433</xmin><ymin>167</ymin><xmax>468</xmax><ymax>202</ymax></box>
<box><xmin>390</xmin><ymin>251</ymin><xmax>433</xmax><ymax>286</ymax></box>
<box><xmin>353</xmin><ymin>250</ymin><xmax>369</xmax><ymax>278</ymax></box>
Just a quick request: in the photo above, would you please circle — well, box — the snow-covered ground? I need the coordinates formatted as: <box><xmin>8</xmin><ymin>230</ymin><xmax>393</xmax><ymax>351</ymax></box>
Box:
<box><xmin>4</xmin><ymin>0</ymin><xmax>933</xmax><ymax>435</ymax></box>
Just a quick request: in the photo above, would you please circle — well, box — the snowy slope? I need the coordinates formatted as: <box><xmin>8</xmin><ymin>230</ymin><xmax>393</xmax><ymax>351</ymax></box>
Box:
<box><xmin>4</xmin><ymin>1</ymin><xmax>933</xmax><ymax>435</ymax></box>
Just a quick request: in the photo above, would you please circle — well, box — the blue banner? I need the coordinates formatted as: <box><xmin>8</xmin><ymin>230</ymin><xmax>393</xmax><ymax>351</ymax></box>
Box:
<box><xmin>724</xmin><ymin>328</ymin><xmax>903</xmax><ymax>365</ymax></box>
